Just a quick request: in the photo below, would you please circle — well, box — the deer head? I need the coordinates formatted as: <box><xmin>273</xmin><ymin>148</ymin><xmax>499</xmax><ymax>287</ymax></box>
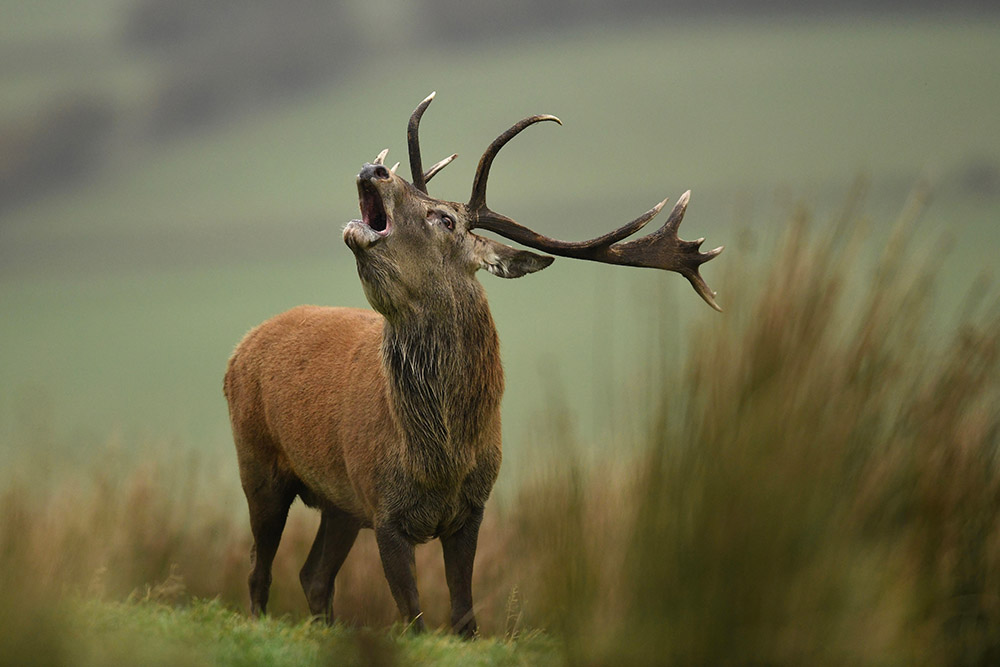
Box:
<box><xmin>343</xmin><ymin>92</ymin><xmax>723</xmax><ymax>316</ymax></box>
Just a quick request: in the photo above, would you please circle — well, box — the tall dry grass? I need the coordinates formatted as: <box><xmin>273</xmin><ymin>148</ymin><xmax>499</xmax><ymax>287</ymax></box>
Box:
<box><xmin>2</xmin><ymin>191</ymin><xmax>999</xmax><ymax>664</ymax></box>
<box><xmin>0</xmin><ymin>436</ymin><xmax>533</xmax><ymax>642</ymax></box>
<box><xmin>508</xmin><ymin>190</ymin><xmax>1000</xmax><ymax>663</ymax></box>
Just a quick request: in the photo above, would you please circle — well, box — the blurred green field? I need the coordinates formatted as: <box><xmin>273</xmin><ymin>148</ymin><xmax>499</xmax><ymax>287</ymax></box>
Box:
<box><xmin>2</xmin><ymin>17</ymin><xmax>999</xmax><ymax>488</ymax></box>
<box><xmin>4</xmin><ymin>196</ymin><xmax>998</xmax><ymax>662</ymax></box>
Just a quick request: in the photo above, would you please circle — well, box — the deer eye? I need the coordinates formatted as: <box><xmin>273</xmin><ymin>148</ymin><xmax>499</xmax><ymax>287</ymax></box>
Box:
<box><xmin>428</xmin><ymin>209</ymin><xmax>455</xmax><ymax>231</ymax></box>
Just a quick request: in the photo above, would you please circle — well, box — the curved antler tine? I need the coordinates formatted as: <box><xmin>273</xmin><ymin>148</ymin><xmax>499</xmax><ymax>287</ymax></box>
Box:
<box><xmin>424</xmin><ymin>153</ymin><xmax>457</xmax><ymax>184</ymax></box>
<box><xmin>664</xmin><ymin>190</ymin><xmax>689</xmax><ymax>231</ymax></box>
<box><xmin>684</xmin><ymin>266</ymin><xmax>724</xmax><ymax>312</ymax></box>
<box><xmin>407</xmin><ymin>91</ymin><xmax>436</xmax><ymax>193</ymax></box>
<box><xmin>374</xmin><ymin>148</ymin><xmax>389</xmax><ymax>165</ymax></box>
<box><xmin>468</xmin><ymin>114</ymin><xmax>561</xmax><ymax>210</ymax></box>
<box><xmin>586</xmin><ymin>198</ymin><xmax>667</xmax><ymax>248</ymax></box>
<box><xmin>473</xmin><ymin>199</ymin><xmax>665</xmax><ymax>253</ymax></box>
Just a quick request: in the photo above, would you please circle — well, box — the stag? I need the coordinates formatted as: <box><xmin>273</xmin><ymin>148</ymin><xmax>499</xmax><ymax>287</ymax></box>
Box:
<box><xmin>224</xmin><ymin>93</ymin><xmax>721</xmax><ymax>636</ymax></box>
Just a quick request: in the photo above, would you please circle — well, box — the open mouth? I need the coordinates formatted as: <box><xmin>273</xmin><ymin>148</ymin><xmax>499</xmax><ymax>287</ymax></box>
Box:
<box><xmin>358</xmin><ymin>180</ymin><xmax>390</xmax><ymax>234</ymax></box>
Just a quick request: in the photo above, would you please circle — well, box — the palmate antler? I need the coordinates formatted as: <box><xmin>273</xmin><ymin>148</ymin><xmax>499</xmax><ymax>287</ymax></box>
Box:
<box><xmin>466</xmin><ymin>114</ymin><xmax>724</xmax><ymax>311</ymax></box>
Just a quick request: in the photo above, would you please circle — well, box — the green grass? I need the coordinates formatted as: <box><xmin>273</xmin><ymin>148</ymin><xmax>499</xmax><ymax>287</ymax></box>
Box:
<box><xmin>1</xmin><ymin>598</ymin><xmax>558</xmax><ymax>667</ymax></box>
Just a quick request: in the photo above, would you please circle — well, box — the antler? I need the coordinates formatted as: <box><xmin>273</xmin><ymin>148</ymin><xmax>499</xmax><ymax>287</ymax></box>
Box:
<box><xmin>466</xmin><ymin>116</ymin><xmax>724</xmax><ymax>311</ymax></box>
<box><xmin>406</xmin><ymin>92</ymin><xmax>458</xmax><ymax>193</ymax></box>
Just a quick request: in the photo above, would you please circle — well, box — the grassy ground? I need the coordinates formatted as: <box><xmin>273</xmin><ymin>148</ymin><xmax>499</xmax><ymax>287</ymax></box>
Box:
<box><xmin>3</xmin><ymin>598</ymin><xmax>558</xmax><ymax>667</ymax></box>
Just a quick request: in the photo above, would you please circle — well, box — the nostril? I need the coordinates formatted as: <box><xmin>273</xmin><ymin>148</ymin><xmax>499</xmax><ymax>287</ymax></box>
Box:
<box><xmin>359</xmin><ymin>164</ymin><xmax>392</xmax><ymax>181</ymax></box>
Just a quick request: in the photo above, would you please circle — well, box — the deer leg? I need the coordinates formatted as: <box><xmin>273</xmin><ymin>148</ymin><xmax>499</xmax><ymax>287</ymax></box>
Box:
<box><xmin>441</xmin><ymin>506</ymin><xmax>483</xmax><ymax>638</ymax></box>
<box><xmin>374</xmin><ymin>522</ymin><xmax>425</xmax><ymax>632</ymax></box>
<box><xmin>299</xmin><ymin>508</ymin><xmax>360</xmax><ymax>624</ymax></box>
<box><xmin>242</xmin><ymin>473</ymin><xmax>296</xmax><ymax>618</ymax></box>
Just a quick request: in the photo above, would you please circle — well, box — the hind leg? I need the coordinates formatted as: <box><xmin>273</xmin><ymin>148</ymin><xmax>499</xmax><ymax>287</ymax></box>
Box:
<box><xmin>240</xmin><ymin>464</ymin><xmax>296</xmax><ymax>618</ymax></box>
<box><xmin>299</xmin><ymin>508</ymin><xmax>360</xmax><ymax>624</ymax></box>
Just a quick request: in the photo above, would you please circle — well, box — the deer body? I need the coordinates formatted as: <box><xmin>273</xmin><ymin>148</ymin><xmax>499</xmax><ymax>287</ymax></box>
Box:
<box><xmin>226</xmin><ymin>290</ymin><xmax>507</xmax><ymax>632</ymax></box>
<box><xmin>227</xmin><ymin>296</ymin><xmax>504</xmax><ymax>534</ymax></box>
<box><xmin>226</xmin><ymin>93</ymin><xmax>721</xmax><ymax>636</ymax></box>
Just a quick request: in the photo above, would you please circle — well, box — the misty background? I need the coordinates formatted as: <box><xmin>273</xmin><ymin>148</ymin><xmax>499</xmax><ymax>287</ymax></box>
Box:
<box><xmin>2</xmin><ymin>1</ymin><xmax>998</xmax><ymax>484</ymax></box>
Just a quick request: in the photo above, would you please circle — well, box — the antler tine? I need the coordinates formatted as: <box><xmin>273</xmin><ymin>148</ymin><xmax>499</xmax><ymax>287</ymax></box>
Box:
<box><xmin>472</xmin><ymin>199</ymin><xmax>665</xmax><ymax>254</ymax></box>
<box><xmin>407</xmin><ymin>92</ymin><xmax>459</xmax><ymax>192</ymax></box>
<box><xmin>424</xmin><ymin>153</ymin><xmax>457</xmax><ymax>184</ymax></box>
<box><xmin>407</xmin><ymin>92</ymin><xmax>437</xmax><ymax>193</ymax></box>
<box><xmin>468</xmin><ymin>114</ymin><xmax>561</xmax><ymax>211</ymax></box>
<box><xmin>474</xmin><ymin>190</ymin><xmax>724</xmax><ymax>311</ymax></box>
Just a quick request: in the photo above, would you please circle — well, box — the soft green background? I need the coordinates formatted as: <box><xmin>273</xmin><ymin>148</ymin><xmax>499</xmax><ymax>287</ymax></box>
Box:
<box><xmin>2</xmin><ymin>13</ymin><xmax>998</xmax><ymax>491</ymax></box>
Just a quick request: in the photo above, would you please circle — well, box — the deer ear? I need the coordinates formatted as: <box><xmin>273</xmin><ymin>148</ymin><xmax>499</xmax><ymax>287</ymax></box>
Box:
<box><xmin>473</xmin><ymin>235</ymin><xmax>554</xmax><ymax>278</ymax></box>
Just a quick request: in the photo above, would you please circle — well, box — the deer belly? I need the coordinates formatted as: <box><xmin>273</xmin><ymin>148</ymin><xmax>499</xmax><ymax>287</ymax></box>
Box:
<box><xmin>290</xmin><ymin>449</ymin><xmax>374</xmax><ymax>522</ymax></box>
<box><xmin>265</xmin><ymin>401</ymin><xmax>387</xmax><ymax>525</ymax></box>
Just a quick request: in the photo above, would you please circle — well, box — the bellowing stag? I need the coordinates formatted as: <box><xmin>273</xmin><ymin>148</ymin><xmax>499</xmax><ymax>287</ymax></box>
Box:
<box><xmin>224</xmin><ymin>93</ymin><xmax>721</xmax><ymax>636</ymax></box>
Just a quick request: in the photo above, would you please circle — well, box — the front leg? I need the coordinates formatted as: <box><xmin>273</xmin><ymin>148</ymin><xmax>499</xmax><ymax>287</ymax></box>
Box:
<box><xmin>375</xmin><ymin>521</ymin><xmax>425</xmax><ymax>632</ymax></box>
<box><xmin>441</xmin><ymin>505</ymin><xmax>484</xmax><ymax>638</ymax></box>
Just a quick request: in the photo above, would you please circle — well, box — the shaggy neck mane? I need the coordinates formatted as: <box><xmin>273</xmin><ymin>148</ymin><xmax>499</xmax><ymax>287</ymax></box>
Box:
<box><xmin>381</xmin><ymin>285</ymin><xmax>503</xmax><ymax>481</ymax></box>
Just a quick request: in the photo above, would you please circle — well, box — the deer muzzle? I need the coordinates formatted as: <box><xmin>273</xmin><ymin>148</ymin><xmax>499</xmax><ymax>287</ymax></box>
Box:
<box><xmin>343</xmin><ymin>165</ymin><xmax>393</xmax><ymax>251</ymax></box>
<box><xmin>356</xmin><ymin>165</ymin><xmax>391</xmax><ymax>235</ymax></box>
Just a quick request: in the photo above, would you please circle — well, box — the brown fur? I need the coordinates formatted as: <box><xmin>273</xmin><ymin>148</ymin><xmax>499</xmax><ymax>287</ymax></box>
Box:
<box><xmin>225</xmin><ymin>300</ymin><xmax>504</xmax><ymax>537</ymax></box>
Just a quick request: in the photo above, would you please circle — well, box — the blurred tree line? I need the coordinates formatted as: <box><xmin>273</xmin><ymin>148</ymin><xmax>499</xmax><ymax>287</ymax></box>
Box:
<box><xmin>1</xmin><ymin>0</ymin><xmax>996</xmax><ymax>214</ymax></box>
<box><xmin>0</xmin><ymin>96</ymin><xmax>114</xmax><ymax>213</ymax></box>
<box><xmin>127</xmin><ymin>0</ymin><xmax>356</xmax><ymax>137</ymax></box>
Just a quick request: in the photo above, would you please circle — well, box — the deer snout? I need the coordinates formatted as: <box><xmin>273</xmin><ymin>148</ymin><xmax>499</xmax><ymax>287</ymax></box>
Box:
<box><xmin>358</xmin><ymin>163</ymin><xmax>391</xmax><ymax>182</ymax></box>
